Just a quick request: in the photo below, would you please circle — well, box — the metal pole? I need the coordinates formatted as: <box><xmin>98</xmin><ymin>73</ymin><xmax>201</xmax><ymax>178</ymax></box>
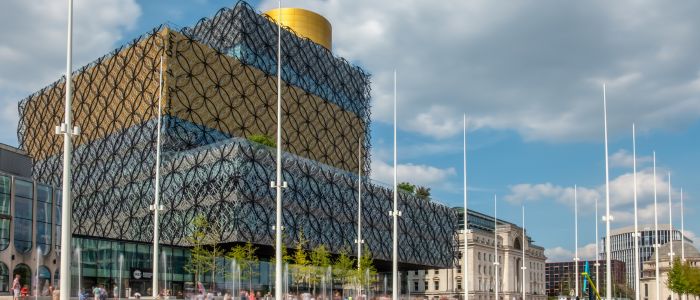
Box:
<box><xmin>357</xmin><ymin>136</ymin><xmax>363</xmax><ymax>299</ymax></box>
<box><xmin>668</xmin><ymin>173</ymin><xmax>675</xmax><ymax>277</ymax></box>
<box><xmin>392</xmin><ymin>70</ymin><xmax>400</xmax><ymax>300</ymax></box>
<box><xmin>595</xmin><ymin>197</ymin><xmax>600</xmax><ymax>293</ymax></box>
<box><xmin>151</xmin><ymin>55</ymin><xmax>164</xmax><ymax>299</ymax></box>
<box><xmin>653</xmin><ymin>153</ymin><xmax>660</xmax><ymax>300</ymax></box>
<box><xmin>274</xmin><ymin>2</ymin><xmax>286</xmax><ymax>300</ymax></box>
<box><xmin>59</xmin><ymin>0</ymin><xmax>76</xmax><ymax>299</ymax></box>
<box><xmin>521</xmin><ymin>206</ymin><xmax>526</xmax><ymax>300</ymax></box>
<box><xmin>463</xmin><ymin>114</ymin><xmax>469</xmax><ymax>300</ymax></box>
<box><xmin>680</xmin><ymin>188</ymin><xmax>685</xmax><ymax>262</ymax></box>
<box><xmin>574</xmin><ymin>185</ymin><xmax>579</xmax><ymax>298</ymax></box>
<box><xmin>602</xmin><ymin>83</ymin><xmax>612</xmax><ymax>300</ymax></box>
<box><xmin>494</xmin><ymin>195</ymin><xmax>499</xmax><ymax>300</ymax></box>
<box><xmin>632</xmin><ymin>124</ymin><xmax>640</xmax><ymax>300</ymax></box>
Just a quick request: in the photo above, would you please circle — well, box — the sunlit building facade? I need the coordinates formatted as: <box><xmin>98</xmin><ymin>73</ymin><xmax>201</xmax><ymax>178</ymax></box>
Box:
<box><xmin>603</xmin><ymin>225</ymin><xmax>689</xmax><ymax>288</ymax></box>
<box><xmin>407</xmin><ymin>209</ymin><xmax>547</xmax><ymax>300</ymax></box>
<box><xmin>14</xmin><ymin>1</ymin><xmax>457</xmax><ymax>297</ymax></box>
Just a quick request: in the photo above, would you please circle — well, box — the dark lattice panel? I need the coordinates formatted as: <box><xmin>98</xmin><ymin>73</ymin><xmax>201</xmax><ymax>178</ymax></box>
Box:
<box><xmin>15</xmin><ymin>1</ymin><xmax>456</xmax><ymax>268</ymax></box>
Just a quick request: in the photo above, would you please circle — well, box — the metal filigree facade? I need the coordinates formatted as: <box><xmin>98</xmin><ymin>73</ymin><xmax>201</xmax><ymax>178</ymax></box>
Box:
<box><xmin>17</xmin><ymin>1</ymin><xmax>457</xmax><ymax>268</ymax></box>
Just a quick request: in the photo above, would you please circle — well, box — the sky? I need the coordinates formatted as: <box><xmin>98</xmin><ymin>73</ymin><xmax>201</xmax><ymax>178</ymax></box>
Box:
<box><xmin>1</xmin><ymin>0</ymin><xmax>699</xmax><ymax>262</ymax></box>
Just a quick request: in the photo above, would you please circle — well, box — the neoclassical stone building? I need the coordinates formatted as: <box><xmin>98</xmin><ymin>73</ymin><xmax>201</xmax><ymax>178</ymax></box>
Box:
<box><xmin>406</xmin><ymin>209</ymin><xmax>547</xmax><ymax>300</ymax></box>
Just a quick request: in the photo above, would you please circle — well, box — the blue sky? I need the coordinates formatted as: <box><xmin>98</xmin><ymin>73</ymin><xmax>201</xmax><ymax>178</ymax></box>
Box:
<box><xmin>1</xmin><ymin>0</ymin><xmax>699</xmax><ymax>262</ymax></box>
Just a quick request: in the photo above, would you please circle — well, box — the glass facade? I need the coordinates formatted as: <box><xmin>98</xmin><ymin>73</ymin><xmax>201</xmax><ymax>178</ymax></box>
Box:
<box><xmin>55</xmin><ymin>190</ymin><xmax>62</xmax><ymax>251</ymax></box>
<box><xmin>36</xmin><ymin>185</ymin><xmax>52</xmax><ymax>255</ymax></box>
<box><xmin>0</xmin><ymin>175</ymin><xmax>10</xmax><ymax>250</ymax></box>
<box><xmin>13</xmin><ymin>179</ymin><xmax>33</xmax><ymax>253</ymax></box>
<box><xmin>602</xmin><ymin>227</ymin><xmax>686</xmax><ymax>287</ymax></box>
<box><xmin>0</xmin><ymin>262</ymin><xmax>7</xmax><ymax>292</ymax></box>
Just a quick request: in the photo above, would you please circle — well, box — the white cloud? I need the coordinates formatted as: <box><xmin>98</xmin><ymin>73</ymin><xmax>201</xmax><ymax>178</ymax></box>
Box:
<box><xmin>0</xmin><ymin>0</ymin><xmax>141</xmax><ymax>145</ymax></box>
<box><xmin>370</xmin><ymin>158</ymin><xmax>456</xmax><ymax>190</ymax></box>
<box><xmin>610</xmin><ymin>149</ymin><xmax>652</xmax><ymax>169</ymax></box>
<box><xmin>507</xmin><ymin>167</ymin><xmax>674</xmax><ymax>205</ymax></box>
<box><xmin>544</xmin><ymin>246</ymin><xmax>574</xmax><ymax>262</ymax></box>
<box><xmin>546</xmin><ymin>242</ymin><xmax>598</xmax><ymax>262</ymax></box>
<box><xmin>258</xmin><ymin>0</ymin><xmax>700</xmax><ymax>142</ymax></box>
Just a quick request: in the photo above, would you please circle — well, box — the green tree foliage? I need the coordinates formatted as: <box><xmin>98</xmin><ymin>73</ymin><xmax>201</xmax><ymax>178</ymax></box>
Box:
<box><xmin>184</xmin><ymin>215</ymin><xmax>227</xmax><ymax>289</ymax></box>
<box><xmin>309</xmin><ymin>245</ymin><xmax>331</xmax><ymax>294</ymax></box>
<box><xmin>690</xmin><ymin>265</ymin><xmax>700</xmax><ymax>296</ymax></box>
<box><xmin>415</xmin><ymin>186</ymin><xmax>431</xmax><ymax>201</ymax></box>
<box><xmin>356</xmin><ymin>245</ymin><xmax>378</xmax><ymax>286</ymax></box>
<box><xmin>291</xmin><ymin>232</ymin><xmax>311</xmax><ymax>292</ymax></box>
<box><xmin>397</xmin><ymin>182</ymin><xmax>415</xmax><ymax>194</ymax></box>
<box><xmin>667</xmin><ymin>258</ymin><xmax>700</xmax><ymax>297</ymax></box>
<box><xmin>248</xmin><ymin>134</ymin><xmax>276</xmax><ymax>147</ymax></box>
<box><xmin>332</xmin><ymin>248</ymin><xmax>356</xmax><ymax>284</ymax></box>
<box><xmin>228</xmin><ymin>242</ymin><xmax>259</xmax><ymax>291</ymax></box>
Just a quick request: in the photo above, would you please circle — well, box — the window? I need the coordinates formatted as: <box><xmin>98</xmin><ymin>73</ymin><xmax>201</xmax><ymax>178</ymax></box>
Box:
<box><xmin>457</xmin><ymin>279</ymin><xmax>462</xmax><ymax>290</ymax></box>
<box><xmin>37</xmin><ymin>266</ymin><xmax>51</xmax><ymax>293</ymax></box>
<box><xmin>478</xmin><ymin>252</ymin><xmax>482</xmax><ymax>260</ymax></box>
<box><xmin>36</xmin><ymin>185</ymin><xmax>52</xmax><ymax>255</ymax></box>
<box><xmin>645</xmin><ymin>284</ymin><xmax>648</xmax><ymax>297</ymax></box>
<box><xmin>0</xmin><ymin>176</ymin><xmax>10</xmax><ymax>251</ymax></box>
<box><xmin>14</xmin><ymin>180</ymin><xmax>33</xmax><ymax>253</ymax></box>
<box><xmin>12</xmin><ymin>264</ymin><xmax>31</xmax><ymax>293</ymax></box>
<box><xmin>55</xmin><ymin>190</ymin><xmax>62</xmax><ymax>252</ymax></box>
<box><xmin>424</xmin><ymin>281</ymin><xmax>428</xmax><ymax>291</ymax></box>
<box><xmin>414</xmin><ymin>281</ymin><xmax>418</xmax><ymax>292</ymax></box>
<box><xmin>434</xmin><ymin>269</ymin><xmax>439</xmax><ymax>274</ymax></box>
<box><xmin>434</xmin><ymin>280</ymin><xmax>439</xmax><ymax>290</ymax></box>
<box><xmin>0</xmin><ymin>262</ymin><xmax>7</xmax><ymax>292</ymax></box>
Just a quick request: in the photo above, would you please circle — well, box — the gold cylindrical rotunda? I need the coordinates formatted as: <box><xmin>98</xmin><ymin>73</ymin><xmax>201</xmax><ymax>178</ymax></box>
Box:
<box><xmin>264</xmin><ymin>8</ymin><xmax>332</xmax><ymax>50</ymax></box>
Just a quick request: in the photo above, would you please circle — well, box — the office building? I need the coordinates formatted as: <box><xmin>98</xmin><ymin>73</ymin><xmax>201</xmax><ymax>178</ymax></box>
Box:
<box><xmin>407</xmin><ymin>209</ymin><xmax>547</xmax><ymax>300</ymax></box>
<box><xmin>604</xmin><ymin>225</ymin><xmax>689</xmax><ymax>287</ymax></box>
<box><xmin>14</xmin><ymin>1</ymin><xmax>456</xmax><ymax>295</ymax></box>
<box><xmin>545</xmin><ymin>260</ymin><xmax>626</xmax><ymax>297</ymax></box>
<box><xmin>640</xmin><ymin>241</ymin><xmax>700</xmax><ymax>300</ymax></box>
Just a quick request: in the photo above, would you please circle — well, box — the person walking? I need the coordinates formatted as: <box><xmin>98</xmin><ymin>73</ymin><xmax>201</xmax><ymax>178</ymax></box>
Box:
<box><xmin>12</xmin><ymin>274</ymin><xmax>21</xmax><ymax>300</ymax></box>
<box><xmin>93</xmin><ymin>285</ymin><xmax>101</xmax><ymax>300</ymax></box>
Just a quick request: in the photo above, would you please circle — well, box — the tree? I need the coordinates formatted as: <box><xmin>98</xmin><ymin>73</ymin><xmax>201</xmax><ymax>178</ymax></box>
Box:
<box><xmin>689</xmin><ymin>265</ymin><xmax>700</xmax><ymax>296</ymax></box>
<box><xmin>291</xmin><ymin>232</ymin><xmax>311</xmax><ymax>293</ymax></box>
<box><xmin>184</xmin><ymin>215</ymin><xmax>227</xmax><ymax>290</ymax></box>
<box><xmin>397</xmin><ymin>182</ymin><xmax>415</xmax><ymax>194</ymax></box>
<box><xmin>229</xmin><ymin>242</ymin><xmax>259</xmax><ymax>292</ymax></box>
<box><xmin>356</xmin><ymin>245</ymin><xmax>378</xmax><ymax>287</ymax></box>
<box><xmin>415</xmin><ymin>186</ymin><xmax>431</xmax><ymax>201</ymax></box>
<box><xmin>310</xmin><ymin>245</ymin><xmax>331</xmax><ymax>294</ymax></box>
<box><xmin>333</xmin><ymin>248</ymin><xmax>356</xmax><ymax>286</ymax></box>
<box><xmin>248</xmin><ymin>134</ymin><xmax>276</xmax><ymax>147</ymax></box>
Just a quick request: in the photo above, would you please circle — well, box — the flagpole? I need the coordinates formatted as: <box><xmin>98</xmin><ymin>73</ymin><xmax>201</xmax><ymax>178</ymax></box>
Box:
<box><xmin>653</xmin><ymin>152</ymin><xmax>660</xmax><ymax>300</ymax></box>
<box><xmin>357</xmin><ymin>136</ymin><xmax>363</xmax><ymax>300</ymax></box>
<box><xmin>602</xmin><ymin>83</ymin><xmax>612</xmax><ymax>300</ymax></box>
<box><xmin>595</xmin><ymin>198</ymin><xmax>600</xmax><ymax>293</ymax></box>
<box><xmin>494</xmin><ymin>195</ymin><xmax>499</xmax><ymax>300</ymax></box>
<box><xmin>463</xmin><ymin>114</ymin><xmax>469</xmax><ymax>300</ymax></box>
<box><xmin>522</xmin><ymin>205</ymin><xmax>526</xmax><ymax>300</ymax></box>
<box><xmin>680</xmin><ymin>188</ymin><xmax>685</xmax><ymax>263</ymax></box>
<box><xmin>632</xmin><ymin>124</ymin><xmax>640</xmax><ymax>300</ymax></box>
<box><xmin>574</xmin><ymin>185</ymin><xmax>579</xmax><ymax>298</ymax></box>
<box><xmin>58</xmin><ymin>0</ymin><xmax>76</xmax><ymax>299</ymax></box>
<box><xmin>273</xmin><ymin>2</ymin><xmax>286</xmax><ymax>300</ymax></box>
<box><xmin>668</xmin><ymin>172</ymin><xmax>675</xmax><ymax>286</ymax></box>
<box><xmin>392</xmin><ymin>70</ymin><xmax>400</xmax><ymax>300</ymax></box>
<box><xmin>151</xmin><ymin>55</ymin><xmax>164</xmax><ymax>299</ymax></box>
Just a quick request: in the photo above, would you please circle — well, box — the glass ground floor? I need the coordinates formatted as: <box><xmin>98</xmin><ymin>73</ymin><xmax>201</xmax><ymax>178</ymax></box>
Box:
<box><xmin>60</xmin><ymin>236</ymin><xmax>398</xmax><ymax>299</ymax></box>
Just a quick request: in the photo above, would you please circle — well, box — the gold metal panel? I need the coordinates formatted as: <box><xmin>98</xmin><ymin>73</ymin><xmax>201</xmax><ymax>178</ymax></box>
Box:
<box><xmin>264</xmin><ymin>8</ymin><xmax>332</xmax><ymax>50</ymax></box>
<box><xmin>167</xmin><ymin>31</ymin><xmax>364</xmax><ymax>172</ymax></box>
<box><xmin>20</xmin><ymin>30</ymin><xmax>168</xmax><ymax>160</ymax></box>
